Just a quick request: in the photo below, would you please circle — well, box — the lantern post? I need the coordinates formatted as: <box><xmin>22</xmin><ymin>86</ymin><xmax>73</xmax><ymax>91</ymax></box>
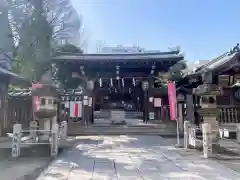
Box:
<box><xmin>142</xmin><ymin>81</ymin><xmax>149</xmax><ymax>123</ymax></box>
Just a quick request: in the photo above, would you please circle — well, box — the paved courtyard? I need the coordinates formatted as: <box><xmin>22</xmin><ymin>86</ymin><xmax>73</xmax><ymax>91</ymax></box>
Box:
<box><xmin>37</xmin><ymin>135</ymin><xmax>240</xmax><ymax>180</ymax></box>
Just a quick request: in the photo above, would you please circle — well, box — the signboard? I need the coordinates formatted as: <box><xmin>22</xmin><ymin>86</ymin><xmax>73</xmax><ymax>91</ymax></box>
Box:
<box><xmin>154</xmin><ymin>98</ymin><xmax>162</xmax><ymax>107</ymax></box>
<box><xmin>167</xmin><ymin>81</ymin><xmax>177</xmax><ymax>120</ymax></box>
<box><xmin>149</xmin><ymin>112</ymin><xmax>155</xmax><ymax>120</ymax></box>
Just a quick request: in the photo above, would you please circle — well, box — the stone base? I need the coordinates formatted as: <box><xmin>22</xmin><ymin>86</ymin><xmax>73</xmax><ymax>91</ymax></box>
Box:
<box><xmin>202</xmin><ymin>116</ymin><xmax>219</xmax><ymax>142</ymax></box>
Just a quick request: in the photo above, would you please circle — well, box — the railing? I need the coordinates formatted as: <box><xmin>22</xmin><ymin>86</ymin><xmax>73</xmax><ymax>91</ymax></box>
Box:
<box><xmin>184</xmin><ymin>121</ymin><xmax>212</xmax><ymax>158</ymax></box>
<box><xmin>6</xmin><ymin>95</ymin><xmax>32</xmax><ymax>134</ymax></box>
<box><xmin>218</xmin><ymin>107</ymin><xmax>239</xmax><ymax>124</ymax></box>
<box><xmin>94</xmin><ymin>111</ymin><xmax>111</xmax><ymax>119</ymax></box>
<box><xmin>11</xmin><ymin>121</ymin><xmax>67</xmax><ymax>158</ymax></box>
<box><xmin>94</xmin><ymin>110</ymin><xmax>144</xmax><ymax>119</ymax></box>
<box><xmin>125</xmin><ymin>111</ymin><xmax>143</xmax><ymax>119</ymax></box>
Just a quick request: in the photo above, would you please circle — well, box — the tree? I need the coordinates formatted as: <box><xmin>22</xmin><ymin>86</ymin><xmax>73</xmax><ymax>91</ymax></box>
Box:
<box><xmin>0</xmin><ymin>1</ymin><xmax>14</xmax><ymax>70</ymax></box>
<box><xmin>168</xmin><ymin>60</ymin><xmax>187</xmax><ymax>82</ymax></box>
<box><xmin>154</xmin><ymin>60</ymin><xmax>187</xmax><ymax>89</ymax></box>
<box><xmin>53</xmin><ymin>43</ymin><xmax>83</xmax><ymax>89</ymax></box>
<box><xmin>55</xmin><ymin>43</ymin><xmax>83</xmax><ymax>54</ymax></box>
<box><xmin>7</xmin><ymin>0</ymin><xmax>84</xmax><ymax>81</ymax></box>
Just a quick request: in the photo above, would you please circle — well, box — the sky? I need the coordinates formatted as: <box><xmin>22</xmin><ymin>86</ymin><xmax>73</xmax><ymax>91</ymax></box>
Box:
<box><xmin>71</xmin><ymin>0</ymin><xmax>240</xmax><ymax>61</ymax></box>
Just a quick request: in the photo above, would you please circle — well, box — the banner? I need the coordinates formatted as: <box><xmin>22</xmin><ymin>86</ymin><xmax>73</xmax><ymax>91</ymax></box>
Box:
<box><xmin>70</xmin><ymin>101</ymin><xmax>82</xmax><ymax>117</ymax></box>
<box><xmin>32</xmin><ymin>83</ymin><xmax>43</xmax><ymax>112</ymax></box>
<box><xmin>167</xmin><ymin>81</ymin><xmax>177</xmax><ymax>120</ymax></box>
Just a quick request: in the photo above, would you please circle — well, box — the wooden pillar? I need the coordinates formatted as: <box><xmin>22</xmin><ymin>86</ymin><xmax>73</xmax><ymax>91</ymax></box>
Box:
<box><xmin>142</xmin><ymin>80</ymin><xmax>149</xmax><ymax>123</ymax></box>
<box><xmin>83</xmin><ymin>95</ymin><xmax>89</xmax><ymax>126</ymax></box>
<box><xmin>148</xmin><ymin>77</ymin><xmax>154</xmax><ymax>121</ymax></box>
<box><xmin>143</xmin><ymin>91</ymin><xmax>148</xmax><ymax>123</ymax></box>
<box><xmin>88</xmin><ymin>95</ymin><xmax>93</xmax><ymax>124</ymax></box>
<box><xmin>186</xmin><ymin>94</ymin><xmax>195</xmax><ymax>124</ymax></box>
<box><xmin>237</xmin><ymin>125</ymin><xmax>240</xmax><ymax>143</ymax></box>
<box><xmin>0</xmin><ymin>85</ymin><xmax>8</xmax><ymax>136</ymax></box>
<box><xmin>178</xmin><ymin>103</ymin><xmax>184</xmax><ymax>132</ymax></box>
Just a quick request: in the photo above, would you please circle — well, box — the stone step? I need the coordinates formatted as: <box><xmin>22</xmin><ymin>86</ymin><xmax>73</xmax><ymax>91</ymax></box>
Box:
<box><xmin>68</xmin><ymin>126</ymin><xmax>176</xmax><ymax>136</ymax></box>
<box><xmin>69</xmin><ymin>131</ymin><xmax>177</xmax><ymax>135</ymax></box>
<box><xmin>91</xmin><ymin>124</ymin><xmax>168</xmax><ymax>128</ymax></box>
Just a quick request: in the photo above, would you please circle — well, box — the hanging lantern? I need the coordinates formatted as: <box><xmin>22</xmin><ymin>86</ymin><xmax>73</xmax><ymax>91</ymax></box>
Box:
<box><xmin>80</xmin><ymin>66</ymin><xmax>85</xmax><ymax>76</ymax></box>
<box><xmin>132</xmin><ymin>78</ymin><xmax>136</xmax><ymax>86</ymax></box>
<box><xmin>110</xmin><ymin>78</ymin><xmax>113</xmax><ymax>87</ymax></box>
<box><xmin>116</xmin><ymin>65</ymin><xmax>120</xmax><ymax>80</ymax></box>
<box><xmin>87</xmin><ymin>80</ymin><xmax>95</xmax><ymax>91</ymax></box>
<box><xmin>99</xmin><ymin>78</ymin><xmax>102</xmax><ymax>87</ymax></box>
<box><xmin>121</xmin><ymin>78</ymin><xmax>124</xmax><ymax>87</ymax></box>
<box><xmin>128</xmin><ymin>88</ymin><xmax>132</xmax><ymax>93</ymax></box>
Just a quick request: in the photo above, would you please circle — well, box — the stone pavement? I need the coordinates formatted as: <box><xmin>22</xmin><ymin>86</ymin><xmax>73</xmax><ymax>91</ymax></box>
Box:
<box><xmin>37</xmin><ymin>135</ymin><xmax>240</xmax><ymax>180</ymax></box>
<box><xmin>0</xmin><ymin>138</ymin><xmax>52</xmax><ymax>180</ymax></box>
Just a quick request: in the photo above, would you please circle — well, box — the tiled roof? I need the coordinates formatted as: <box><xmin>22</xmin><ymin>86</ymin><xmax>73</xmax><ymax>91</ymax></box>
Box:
<box><xmin>186</xmin><ymin>51</ymin><xmax>240</xmax><ymax>78</ymax></box>
<box><xmin>52</xmin><ymin>51</ymin><xmax>184</xmax><ymax>62</ymax></box>
<box><xmin>8</xmin><ymin>88</ymin><xmax>83</xmax><ymax>97</ymax></box>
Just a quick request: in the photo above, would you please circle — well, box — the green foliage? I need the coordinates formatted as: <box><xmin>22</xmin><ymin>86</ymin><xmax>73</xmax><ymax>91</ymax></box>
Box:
<box><xmin>155</xmin><ymin>60</ymin><xmax>187</xmax><ymax>88</ymax></box>
<box><xmin>57</xmin><ymin>44</ymin><xmax>83</xmax><ymax>54</ymax></box>
<box><xmin>54</xmin><ymin>43</ymin><xmax>84</xmax><ymax>89</ymax></box>
<box><xmin>167</xmin><ymin>60</ymin><xmax>187</xmax><ymax>82</ymax></box>
<box><xmin>8</xmin><ymin>0</ymin><xmax>84</xmax><ymax>84</ymax></box>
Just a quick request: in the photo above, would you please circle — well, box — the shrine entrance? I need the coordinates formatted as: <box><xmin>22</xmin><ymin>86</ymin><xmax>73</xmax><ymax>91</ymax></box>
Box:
<box><xmin>93</xmin><ymin>78</ymin><xmax>144</xmax><ymax>125</ymax></box>
<box><xmin>52</xmin><ymin>50</ymin><xmax>184</xmax><ymax>133</ymax></box>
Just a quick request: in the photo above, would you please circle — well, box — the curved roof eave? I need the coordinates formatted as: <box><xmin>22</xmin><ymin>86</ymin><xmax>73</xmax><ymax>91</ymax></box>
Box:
<box><xmin>52</xmin><ymin>53</ymin><xmax>184</xmax><ymax>63</ymax></box>
<box><xmin>185</xmin><ymin>52</ymin><xmax>240</xmax><ymax>79</ymax></box>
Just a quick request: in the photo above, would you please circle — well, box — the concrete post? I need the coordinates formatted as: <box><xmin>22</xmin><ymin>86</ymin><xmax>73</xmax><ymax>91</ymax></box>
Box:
<box><xmin>51</xmin><ymin>124</ymin><xmax>59</xmax><ymax>157</ymax></box>
<box><xmin>189</xmin><ymin>127</ymin><xmax>196</xmax><ymax>147</ymax></box>
<box><xmin>42</xmin><ymin>119</ymin><xmax>51</xmax><ymax>141</ymax></box>
<box><xmin>202</xmin><ymin>123</ymin><xmax>212</xmax><ymax>158</ymax></box>
<box><xmin>236</xmin><ymin>124</ymin><xmax>240</xmax><ymax>143</ymax></box>
<box><xmin>59</xmin><ymin>121</ymin><xmax>67</xmax><ymax>147</ymax></box>
<box><xmin>12</xmin><ymin>124</ymin><xmax>22</xmax><ymax>158</ymax></box>
<box><xmin>61</xmin><ymin>121</ymin><xmax>67</xmax><ymax>140</ymax></box>
<box><xmin>30</xmin><ymin>121</ymin><xmax>38</xmax><ymax>143</ymax></box>
<box><xmin>51</xmin><ymin>115</ymin><xmax>57</xmax><ymax>129</ymax></box>
<box><xmin>184</xmin><ymin>121</ymin><xmax>189</xmax><ymax>149</ymax></box>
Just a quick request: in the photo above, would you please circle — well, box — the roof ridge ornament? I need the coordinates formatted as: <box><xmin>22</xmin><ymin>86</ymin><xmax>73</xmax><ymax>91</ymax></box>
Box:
<box><xmin>229</xmin><ymin>43</ymin><xmax>240</xmax><ymax>55</ymax></box>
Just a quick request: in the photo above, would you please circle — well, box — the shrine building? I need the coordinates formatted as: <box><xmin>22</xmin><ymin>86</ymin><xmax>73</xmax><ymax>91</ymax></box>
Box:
<box><xmin>52</xmin><ymin>49</ymin><xmax>184</xmax><ymax>125</ymax></box>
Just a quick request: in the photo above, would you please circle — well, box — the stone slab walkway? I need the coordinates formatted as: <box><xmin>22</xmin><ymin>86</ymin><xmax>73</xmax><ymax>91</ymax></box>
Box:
<box><xmin>0</xmin><ymin>139</ymin><xmax>52</xmax><ymax>180</ymax></box>
<box><xmin>37</xmin><ymin>135</ymin><xmax>240</xmax><ymax>180</ymax></box>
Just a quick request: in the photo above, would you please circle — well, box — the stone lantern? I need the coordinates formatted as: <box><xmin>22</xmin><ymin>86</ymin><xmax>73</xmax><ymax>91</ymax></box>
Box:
<box><xmin>32</xmin><ymin>83</ymin><xmax>60</xmax><ymax>140</ymax></box>
<box><xmin>193</xmin><ymin>84</ymin><xmax>221</xmax><ymax>142</ymax></box>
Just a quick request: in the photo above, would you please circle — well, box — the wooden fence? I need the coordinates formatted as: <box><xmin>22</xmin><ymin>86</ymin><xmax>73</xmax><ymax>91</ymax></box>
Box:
<box><xmin>218</xmin><ymin>107</ymin><xmax>240</xmax><ymax>124</ymax></box>
<box><xmin>3</xmin><ymin>90</ymin><xmax>32</xmax><ymax>134</ymax></box>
